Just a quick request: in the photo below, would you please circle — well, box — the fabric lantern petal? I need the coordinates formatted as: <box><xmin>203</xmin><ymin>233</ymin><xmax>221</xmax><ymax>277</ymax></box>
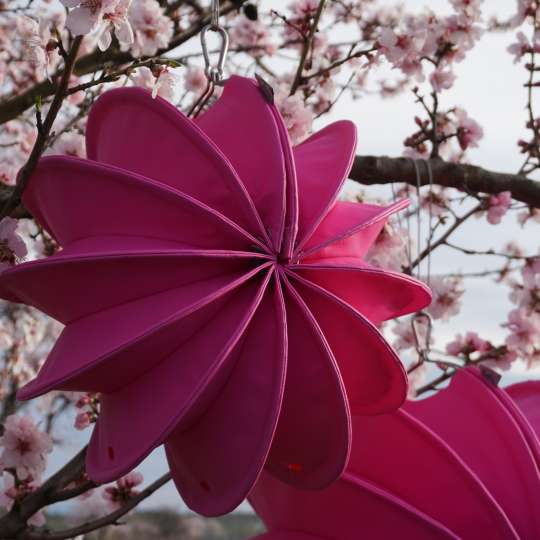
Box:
<box><xmin>24</xmin><ymin>156</ymin><xmax>266</xmax><ymax>253</ymax></box>
<box><xmin>2</xmin><ymin>247</ymin><xmax>267</xmax><ymax>323</ymax></box>
<box><xmin>406</xmin><ymin>369</ymin><xmax>540</xmax><ymax>538</ymax></box>
<box><xmin>86</xmin><ymin>87</ymin><xmax>265</xmax><ymax>240</ymax></box>
<box><xmin>289</xmin><ymin>260</ymin><xmax>431</xmax><ymax>324</ymax></box>
<box><xmin>86</xmin><ymin>270</ymin><xmax>273</xmax><ymax>483</ymax></box>
<box><xmin>196</xmin><ymin>76</ymin><xmax>287</xmax><ymax>251</ymax></box>
<box><xmin>298</xmin><ymin>199</ymin><xmax>408</xmax><ymax>262</ymax></box>
<box><xmin>17</xmin><ymin>260</ymin><xmax>269</xmax><ymax>400</ymax></box>
<box><xmin>285</xmin><ymin>269</ymin><xmax>407</xmax><ymax>414</ymax></box>
<box><xmin>293</xmin><ymin>121</ymin><xmax>357</xmax><ymax>252</ymax></box>
<box><xmin>1</xmin><ymin>76</ymin><xmax>431</xmax><ymax>516</ymax></box>
<box><xmin>504</xmin><ymin>380</ymin><xmax>540</xmax><ymax>466</ymax></box>
<box><xmin>250</xmin><ymin>368</ymin><xmax>540</xmax><ymax>539</ymax></box>
<box><xmin>164</xmin><ymin>272</ymin><xmax>287</xmax><ymax>516</ymax></box>
<box><xmin>265</xmin><ymin>274</ymin><xmax>350</xmax><ymax>490</ymax></box>
<box><xmin>252</xmin><ymin>534</ymin><xmax>318</xmax><ymax>540</ymax></box>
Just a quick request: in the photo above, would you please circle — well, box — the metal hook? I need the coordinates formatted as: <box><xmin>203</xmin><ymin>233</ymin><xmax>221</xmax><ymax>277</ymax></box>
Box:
<box><xmin>200</xmin><ymin>0</ymin><xmax>229</xmax><ymax>85</ymax></box>
<box><xmin>411</xmin><ymin>310</ymin><xmax>433</xmax><ymax>362</ymax></box>
<box><xmin>200</xmin><ymin>24</ymin><xmax>229</xmax><ymax>84</ymax></box>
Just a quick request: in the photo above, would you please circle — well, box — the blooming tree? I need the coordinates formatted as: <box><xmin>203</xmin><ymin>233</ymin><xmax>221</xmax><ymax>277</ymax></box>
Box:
<box><xmin>0</xmin><ymin>0</ymin><xmax>539</xmax><ymax>537</ymax></box>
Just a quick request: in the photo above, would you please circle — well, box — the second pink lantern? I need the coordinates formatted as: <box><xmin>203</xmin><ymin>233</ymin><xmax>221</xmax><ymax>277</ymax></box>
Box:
<box><xmin>0</xmin><ymin>76</ymin><xmax>430</xmax><ymax>515</ymax></box>
<box><xmin>250</xmin><ymin>368</ymin><xmax>540</xmax><ymax>539</ymax></box>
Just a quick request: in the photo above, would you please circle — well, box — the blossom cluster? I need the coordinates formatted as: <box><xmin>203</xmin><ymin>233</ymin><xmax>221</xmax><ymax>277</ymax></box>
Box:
<box><xmin>0</xmin><ymin>415</ymin><xmax>52</xmax><ymax>525</ymax></box>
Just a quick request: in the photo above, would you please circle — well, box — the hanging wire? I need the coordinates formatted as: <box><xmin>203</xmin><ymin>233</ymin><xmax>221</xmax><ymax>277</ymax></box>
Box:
<box><xmin>423</xmin><ymin>159</ymin><xmax>434</xmax><ymax>289</ymax></box>
<box><xmin>409</xmin><ymin>158</ymin><xmax>435</xmax><ymax>369</ymax></box>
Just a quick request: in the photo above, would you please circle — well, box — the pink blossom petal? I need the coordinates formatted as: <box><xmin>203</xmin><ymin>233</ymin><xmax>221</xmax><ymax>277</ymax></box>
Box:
<box><xmin>97</xmin><ymin>27</ymin><xmax>113</xmax><ymax>51</ymax></box>
<box><xmin>66</xmin><ymin>7</ymin><xmax>97</xmax><ymax>35</ymax></box>
<box><xmin>114</xmin><ymin>18</ymin><xmax>133</xmax><ymax>47</ymax></box>
<box><xmin>165</xmin><ymin>273</ymin><xmax>287</xmax><ymax>516</ymax></box>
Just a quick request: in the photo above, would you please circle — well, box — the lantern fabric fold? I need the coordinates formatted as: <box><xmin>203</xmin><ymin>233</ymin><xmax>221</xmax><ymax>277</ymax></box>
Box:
<box><xmin>250</xmin><ymin>367</ymin><xmax>540</xmax><ymax>539</ymax></box>
<box><xmin>0</xmin><ymin>76</ymin><xmax>431</xmax><ymax>516</ymax></box>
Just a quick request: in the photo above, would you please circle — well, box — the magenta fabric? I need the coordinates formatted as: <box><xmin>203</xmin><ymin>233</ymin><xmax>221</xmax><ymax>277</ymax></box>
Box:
<box><xmin>0</xmin><ymin>76</ymin><xmax>430</xmax><ymax>516</ymax></box>
<box><xmin>250</xmin><ymin>368</ymin><xmax>540</xmax><ymax>539</ymax></box>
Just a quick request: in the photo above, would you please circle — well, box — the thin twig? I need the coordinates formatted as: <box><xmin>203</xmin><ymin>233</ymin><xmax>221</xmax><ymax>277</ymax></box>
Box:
<box><xmin>290</xmin><ymin>0</ymin><xmax>327</xmax><ymax>95</ymax></box>
<box><xmin>0</xmin><ymin>36</ymin><xmax>83</xmax><ymax>220</ymax></box>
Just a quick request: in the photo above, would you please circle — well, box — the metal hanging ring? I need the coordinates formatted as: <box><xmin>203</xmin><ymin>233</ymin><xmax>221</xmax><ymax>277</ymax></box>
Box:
<box><xmin>200</xmin><ymin>24</ymin><xmax>229</xmax><ymax>85</ymax></box>
<box><xmin>411</xmin><ymin>310</ymin><xmax>433</xmax><ymax>361</ymax></box>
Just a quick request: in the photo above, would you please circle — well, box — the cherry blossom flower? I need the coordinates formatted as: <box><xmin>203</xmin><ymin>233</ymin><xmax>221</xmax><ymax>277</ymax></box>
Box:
<box><xmin>486</xmin><ymin>191</ymin><xmax>512</xmax><ymax>225</ymax></box>
<box><xmin>427</xmin><ymin>276</ymin><xmax>464</xmax><ymax>321</ymax></box>
<box><xmin>420</xmin><ymin>187</ymin><xmax>450</xmax><ymax>217</ymax></box>
<box><xmin>0</xmin><ymin>217</ymin><xmax>27</xmax><ymax>271</ymax></box>
<box><xmin>518</xmin><ymin>206</ymin><xmax>540</xmax><ymax>226</ymax></box>
<box><xmin>16</xmin><ymin>16</ymin><xmax>58</xmax><ymax>80</ymax></box>
<box><xmin>0</xmin><ymin>415</ymin><xmax>52</xmax><ymax>480</ymax></box>
<box><xmin>288</xmin><ymin>0</ymin><xmax>320</xmax><ymax>19</ymax></box>
<box><xmin>184</xmin><ymin>66</ymin><xmax>207</xmax><ymax>94</ymax></box>
<box><xmin>366</xmin><ymin>223</ymin><xmax>408</xmax><ymax>272</ymax></box>
<box><xmin>455</xmin><ymin>107</ymin><xmax>484</xmax><ymax>150</ymax></box>
<box><xmin>392</xmin><ymin>316</ymin><xmax>431</xmax><ymax>351</ymax></box>
<box><xmin>96</xmin><ymin>0</ymin><xmax>133</xmax><ymax>52</ymax></box>
<box><xmin>429</xmin><ymin>67</ymin><xmax>456</xmax><ymax>92</ymax></box>
<box><xmin>131</xmin><ymin>66</ymin><xmax>181</xmax><ymax>102</ymax></box>
<box><xmin>275</xmin><ymin>90</ymin><xmax>313</xmax><ymax>144</ymax></box>
<box><xmin>46</xmin><ymin>132</ymin><xmax>86</xmax><ymax>158</ymax></box>
<box><xmin>102</xmin><ymin>471</ymin><xmax>143</xmax><ymax>510</ymax></box>
<box><xmin>508</xmin><ymin>32</ymin><xmax>532</xmax><ymax>63</ymax></box>
<box><xmin>61</xmin><ymin>0</ymin><xmax>112</xmax><ymax>36</ymax></box>
<box><xmin>450</xmin><ymin>0</ymin><xmax>483</xmax><ymax>20</ymax></box>
<box><xmin>446</xmin><ymin>331</ymin><xmax>490</xmax><ymax>356</ymax></box>
<box><xmin>230</xmin><ymin>18</ymin><xmax>276</xmax><ymax>57</ymax></box>
<box><xmin>129</xmin><ymin>0</ymin><xmax>174</xmax><ymax>57</ymax></box>
<box><xmin>74</xmin><ymin>392</ymin><xmax>99</xmax><ymax>430</ymax></box>
<box><xmin>511</xmin><ymin>0</ymin><xmax>540</xmax><ymax>26</ymax></box>
<box><xmin>0</xmin><ymin>474</ymin><xmax>45</xmax><ymax>526</ymax></box>
<box><xmin>504</xmin><ymin>308</ymin><xmax>540</xmax><ymax>365</ymax></box>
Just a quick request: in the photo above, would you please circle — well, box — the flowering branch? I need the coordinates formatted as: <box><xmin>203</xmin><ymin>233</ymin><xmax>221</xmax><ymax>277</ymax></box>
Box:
<box><xmin>19</xmin><ymin>472</ymin><xmax>171</xmax><ymax>540</ymax></box>
<box><xmin>0</xmin><ymin>447</ymin><xmax>87</xmax><ymax>538</ymax></box>
<box><xmin>351</xmin><ymin>155</ymin><xmax>540</xmax><ymax>209</ymax></box>
<box><xmin>0</xmin><ymin>0</ymin><xmax>245</xmax><ymax>126</ymax></box>
<box><xmin>290</xmin><ymin>0</ymin><xmax>327</xmax><ymax>95</ymax></box>
<box><xmin>0</xmin><ymin>35</ymin><xmax>83</xmax><ymax>221</ymax></box>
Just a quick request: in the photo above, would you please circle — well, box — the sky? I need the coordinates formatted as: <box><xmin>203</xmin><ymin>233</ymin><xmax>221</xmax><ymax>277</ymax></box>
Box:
<box><xmin>45</xmin><ymin>0</ymin><xmax>540</xmax><ymax>515</ymax></box>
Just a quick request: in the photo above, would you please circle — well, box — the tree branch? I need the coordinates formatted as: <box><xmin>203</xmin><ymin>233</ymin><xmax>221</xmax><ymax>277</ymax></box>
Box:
<box><xmin>20</xmin><ymin>473</ymin><xmax>171</xmax><ymax>540</ymax></box>
<box><xmin>350</xmin><ymin>155</ymin><xmax>540</xmax><ymax>209</ymax></box>
<box><xmin>0</xmin><ymin>448</ymin><xmax>87</xmax><ymax>538</ymax></box>
<box><xmin>0</xmin><ymin>1</ymin><xmax>244</xmax><ymax>126</ymax></box>
<box><xmin>0</xmin><ymin>36</ymin><xmax>83</xmax><ymax>220</ymax></box>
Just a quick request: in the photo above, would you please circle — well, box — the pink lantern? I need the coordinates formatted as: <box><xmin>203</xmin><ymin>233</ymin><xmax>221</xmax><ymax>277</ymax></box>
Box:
<box><xmin>0</xmin><ymin>76</ymin><xmax>430</xmax><ymax>516</ymax></box>
<box><xmin>250</xmin><ymin>367</ymin><xmax>540</xmax><ymax>539</ymax></box>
